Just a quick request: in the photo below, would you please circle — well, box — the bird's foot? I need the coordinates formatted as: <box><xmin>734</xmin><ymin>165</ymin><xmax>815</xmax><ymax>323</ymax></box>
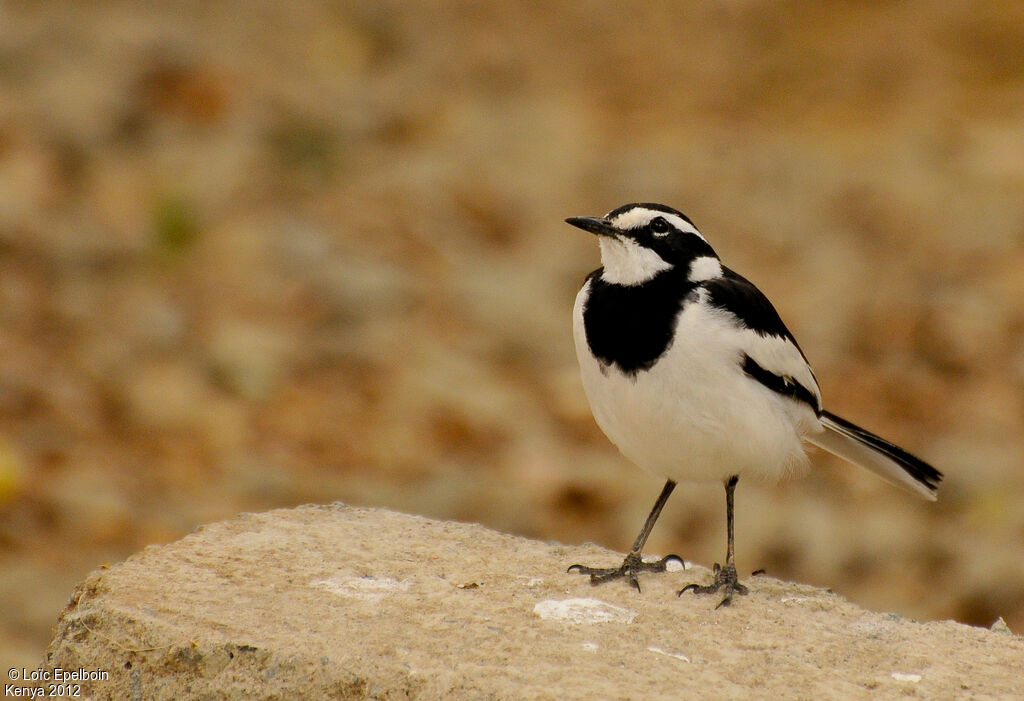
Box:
<box><xmin>567</xmin><ymin>551</ymin><xmax>684</xmax><ymax>593</ymax></box>
<box><xmin>678</xmin><ymin>562</ymin><xmax>748</xmax><ymax>608</ymax></box>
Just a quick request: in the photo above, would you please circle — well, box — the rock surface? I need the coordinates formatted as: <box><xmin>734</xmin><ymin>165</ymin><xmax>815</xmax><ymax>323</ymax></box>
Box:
<box><xmin>46</xmin><ymin>505</ymin><xmax>1023</xmax><ymax>700</ymax></box>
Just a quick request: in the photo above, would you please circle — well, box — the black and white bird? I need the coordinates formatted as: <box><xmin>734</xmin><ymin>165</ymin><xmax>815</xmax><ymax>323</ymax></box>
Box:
<box><xmin>566</xmin><ymin>203</ymin><xmax>942</xmax><ymax>607</ymax></box>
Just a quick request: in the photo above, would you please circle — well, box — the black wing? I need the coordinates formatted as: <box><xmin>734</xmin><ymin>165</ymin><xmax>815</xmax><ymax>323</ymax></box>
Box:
<box><xmin>704</xmin><ymin>267</ymin><xmax>822</xmax><ymax>415</ymax></box>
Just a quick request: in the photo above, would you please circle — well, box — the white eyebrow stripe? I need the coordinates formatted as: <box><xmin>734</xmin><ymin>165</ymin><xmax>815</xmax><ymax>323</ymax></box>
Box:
<box><xmin>608</xmin><ymin>208</ymin><xmax>705</xmax><ymax>241</ymax></box>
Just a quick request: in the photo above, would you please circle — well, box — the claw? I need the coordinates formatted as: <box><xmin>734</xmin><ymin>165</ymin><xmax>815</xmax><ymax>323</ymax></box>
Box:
<box><xmin>678</xmin><ymin>562</ymin><xmax>748</xmax><ymax>608</ymax></box>
<box><xmin>664</xmin><ymin>554</ymin><xmax>685</xmax><ymax>569</ymax></box>
<box><xmin>567</xmin><ymin>552</ymin><xmax>684</xmax><ymax>593</ymax></box>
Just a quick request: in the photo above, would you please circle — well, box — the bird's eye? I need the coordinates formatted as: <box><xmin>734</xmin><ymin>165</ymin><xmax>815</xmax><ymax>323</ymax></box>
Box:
<box><xmin>650</xmin><ymin>217</ymin><xmax>670</xmax><ymax>235</ymax></box>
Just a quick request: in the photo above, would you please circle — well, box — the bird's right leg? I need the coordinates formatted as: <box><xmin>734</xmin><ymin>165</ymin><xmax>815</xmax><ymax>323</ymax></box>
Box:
<box><xmin>568</xmin><ymin>479</ymin><xmax>683</xmax><ymax>593</ymax></box>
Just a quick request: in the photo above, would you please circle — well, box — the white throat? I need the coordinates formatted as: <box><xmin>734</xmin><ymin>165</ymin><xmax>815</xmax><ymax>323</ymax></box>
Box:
<box><xmin>598</xmin><ymin>236</ymin><xmax>673</xmax><ymax>286</ymax></box>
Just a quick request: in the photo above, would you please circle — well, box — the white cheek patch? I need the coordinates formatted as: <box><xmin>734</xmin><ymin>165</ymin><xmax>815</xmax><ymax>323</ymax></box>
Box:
<box><xmin>688</xmin><ymin>256</ymin><xmax>722</xmax><ymax>282</ymax></box>
<box><xmin>598</xmin><ymin>236</ymin><xmax>673</xmax><ymax>286</ymax></box>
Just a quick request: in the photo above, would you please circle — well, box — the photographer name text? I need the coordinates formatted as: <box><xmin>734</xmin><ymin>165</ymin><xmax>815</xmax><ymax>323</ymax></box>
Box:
<box><xmin>8</xmin><ymin>669</ymin><xmax>106</xmax><ymax>683</ymax></box>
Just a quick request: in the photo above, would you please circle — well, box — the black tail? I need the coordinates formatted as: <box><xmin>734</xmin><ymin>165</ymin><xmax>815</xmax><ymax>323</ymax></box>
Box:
<box><xmin>809</xmin><ymin>410</ymin><xmax>942</xmax><ymax>500</ymax></box>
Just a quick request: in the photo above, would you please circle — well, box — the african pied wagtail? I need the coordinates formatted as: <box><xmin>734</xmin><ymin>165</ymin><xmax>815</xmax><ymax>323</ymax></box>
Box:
<box><xmin>566</xmin><ymin>203</ymin><xmax>942</xmax><ymax>607</ymax></box>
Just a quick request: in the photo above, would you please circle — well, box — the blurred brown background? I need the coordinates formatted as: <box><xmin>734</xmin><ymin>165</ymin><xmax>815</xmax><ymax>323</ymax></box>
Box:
<box><xmin>2</xmin><ymin>1</ymin><xmax>1023</xmax><ymax>669</ymax></box>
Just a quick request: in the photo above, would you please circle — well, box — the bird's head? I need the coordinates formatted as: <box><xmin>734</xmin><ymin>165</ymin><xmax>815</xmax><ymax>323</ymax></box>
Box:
<box><xmin>566</xmin><ymin>203</ymin><xmax>720</xmax><ymax>286</ymax></box>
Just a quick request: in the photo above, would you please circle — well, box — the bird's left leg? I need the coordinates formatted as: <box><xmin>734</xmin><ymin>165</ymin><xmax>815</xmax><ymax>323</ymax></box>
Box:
<box><xmin>679</xmin><ymin>474</ymin><xmax>748</xmax><ymax>608</ymax></box>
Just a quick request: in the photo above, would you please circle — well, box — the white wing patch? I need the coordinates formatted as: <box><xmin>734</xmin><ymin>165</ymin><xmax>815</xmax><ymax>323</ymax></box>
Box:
<box><xmin>739</xmin><ymin>328</ymin><xmax>821</xmax><ymax>412</ymax></box>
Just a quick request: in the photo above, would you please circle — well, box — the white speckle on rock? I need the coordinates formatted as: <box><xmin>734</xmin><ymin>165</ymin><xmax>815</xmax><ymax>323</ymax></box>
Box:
<box><xmin>311</xmin><ymin>574</ymin><xmax>410</xmax><ymax>602</ymax></box>
<box><xmin>891</xmin><ymin>672</ymin><xmax>922</xmax><ymax>683</ymax></box>
<box><xmin>847</xmin><ymin>618</ymin><xmax>897</xmax><ymax>641</ymax></box>
<box><xmin>647</xmin><ymin>646</ymin><xmax>690</xmax><ymax>663</ymax></box>
<box><xmin>533</xmin><ymin>598</ymin><xmax>637</xmax><ymax>624</ymax></box>
<box><xmin>582</xmin><ymin>642</ymin><xmax>599</xmax><ymax>652</ymax></box>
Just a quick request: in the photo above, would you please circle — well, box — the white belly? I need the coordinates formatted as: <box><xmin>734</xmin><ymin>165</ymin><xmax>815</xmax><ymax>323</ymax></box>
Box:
<box><xmin>573</xmin><ymin>284</ymin><xmax>817</xmax><ymax>484</ymax></box>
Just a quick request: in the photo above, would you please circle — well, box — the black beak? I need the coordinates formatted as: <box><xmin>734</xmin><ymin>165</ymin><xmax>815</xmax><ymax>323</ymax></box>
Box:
<box><xmin>565</xmin><ymin>216</ymin><xmax>618</xmax><ymax>237</ymax></box>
